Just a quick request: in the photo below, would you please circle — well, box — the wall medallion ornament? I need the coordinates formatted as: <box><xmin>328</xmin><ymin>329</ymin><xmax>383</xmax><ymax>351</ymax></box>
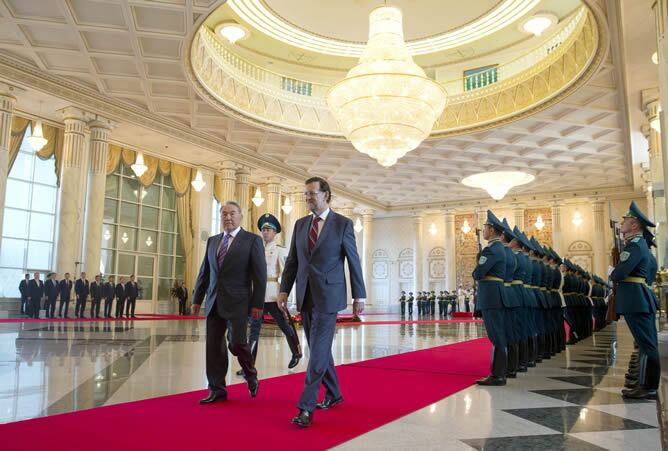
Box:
<box><xmin>399</xmin><ymin>261</ymin><xmax>414</xmax><ymax>279</ymax></box>
<box><xmin>373</xmin><ymin>262</ymin><xmax>388</xmax><ymax>279</ymax></box>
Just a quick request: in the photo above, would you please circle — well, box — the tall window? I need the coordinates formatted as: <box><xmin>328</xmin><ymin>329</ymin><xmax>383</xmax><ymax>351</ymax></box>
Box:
<box><xmin>101</xmin><ymin>165</ymin><xmax>184</xmax><ymax>306</ymax></box>
<box><xmin>0</xmin><ymin>124</ymin><xmax>58</xmax><ymax>297</ymax></box>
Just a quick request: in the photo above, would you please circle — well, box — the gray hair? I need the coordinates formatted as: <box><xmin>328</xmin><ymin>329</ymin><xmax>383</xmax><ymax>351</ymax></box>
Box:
<box><xmin>222</xmin><ymin>200</ymin><xmax>243</xmax><ymax>214</ymax></box>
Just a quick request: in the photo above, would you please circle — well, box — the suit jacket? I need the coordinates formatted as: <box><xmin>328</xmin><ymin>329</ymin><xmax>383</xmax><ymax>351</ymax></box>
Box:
<box><xmin>193</xmin><ymin>228</ymin><xmax>267</xmax><ymax>318</ymax></box>
<box><xmin>28</xmin><ymin>279</ymin><xmax>44</xmax><ymax>300</ymax></box>
<box><xmin>103</xmin><ymin>282</ymin><xmax>115</xmax><ymax>300</ymax></box>
<box><xmin>90</xmin><ymin>282</ymin><xmax>103</xmax><ymax>300</ymax></box>
<box><xmin>59</xmin><ymin>279</ymin><xmax>73</xmax><ymax>301</ymax></box>
<box><xmin>45</xmin><ymin>279</ymin><xmax>59</xmax><ymax>302</ymax></box>
<box><xmin>19</xmin><ymin>279</ymin><xmax>28</xmax><ymax>300</ymax></box>
<box><xmin>125</xmin><ymin>282</ymin><xmax>138</xmax><ymax>300</ymax></box>
<box><xmin>115</xmin><ymin>283</ymin><xmax>125</xmax><ymax>301</ymax></box>
<box><xmin>280</xmin><ymin>211</ymin><xmax>366</xmax><ymax>313</ymax></box>
<box><xmin>75</xmin><ymin>279</ymin><xmax>89</xmax><ymax>299</ymax></box>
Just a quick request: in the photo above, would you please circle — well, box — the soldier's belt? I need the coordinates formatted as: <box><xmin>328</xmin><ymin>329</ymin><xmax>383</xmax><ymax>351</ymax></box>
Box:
<box><xmin>267</xmin><ymin>277</ymin><xmax>279</xmax><ymax>282</ymax></box>
<box><xmin>622</xmin><ymin>277</ymin><xmax>648</xmax><ymax>286</ymax></box>
<box><xmin>527</xmin><ymin>285</ymin><xmax>537</xmax><ymax>289</ymax></box>
<box><xmin>504</xmin><ymin>283</ymin><xmax>511</xmax><ymax>287</ymax></box>
<box><xmin>549</xmin><ymin>289</ymin><xmax>559</xmax><ymax>292</ymax></box>
<box><xmin>511</xmin><ymin>280</ymin><xmax>524</xmax><ymax>286</ymax></box>
<box><xmin>481</xmin><ymin>276</ymin><xmax>504</xmax><ymax>282</ymax></box>
<box><xmin>562</xmin><ymin>292</ymin><xmax>577</xmax><ymax>295</ymax></box>
<box><xmin>539</xmin><ymin>287</ymin><xmax>547</xmax><ymax>291</ymax></box>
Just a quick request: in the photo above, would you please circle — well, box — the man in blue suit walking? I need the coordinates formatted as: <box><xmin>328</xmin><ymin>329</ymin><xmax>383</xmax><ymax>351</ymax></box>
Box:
<box><xmin>278</xmin><ymin>177</ymin><xmax>366</xmax><ymax>428</ymax></box>
<box><xmin>193</xmin><ymin>200</ymin><xmax>267</xmax><ymax>404</ymax></box>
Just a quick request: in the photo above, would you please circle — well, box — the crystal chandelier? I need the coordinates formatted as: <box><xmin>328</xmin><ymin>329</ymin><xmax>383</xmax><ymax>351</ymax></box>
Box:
<box><xmin>354</xmin><ymin>217</ymin><xmax>363</xmax><ymax>233</ymax></box>
<box><xmin>281</xmin><ymin>196</ymin><xmax>293</xmax><ymax>214</ymax></box>
<box><xmin>26</xmin><ymin>120</ymin><xmax>48</xmax><ymax>151</ymax></box>
<box><xmin>327</xmin><ymin>6</ymin><xmax>447</xmax><ymax>167</ymax></box>
<box><xmin>534</xmin><ymin>215</ymin><xmax>545</xmax><ymax>230</ymax></box>
<box><xmin>572</xmin><ymin>209</ymin><xmax>583</xmax><ymax>227</ymax></box>
<box><xmin>461</xmin><ymin>219</ymin><xmax>471</xmax><ymax>234</ymax></box>
<box><xmin>251</xmin><ymin>187</ymin><xmax>264</xmax><ymax>207</ymax></box>
<box><xmin>131</xmin><ymin>152</ymin><xmax>148</xmax><ymax>177</ymax></box>
<box><xmin>461</xmin><ymin>171</ymin><xmax>535</xmax><ymax>200</ymax></box>
<box><xmin>191</xmin><ymin>169</ymin><xmax>206</xmax><ymax>192</ymax></box>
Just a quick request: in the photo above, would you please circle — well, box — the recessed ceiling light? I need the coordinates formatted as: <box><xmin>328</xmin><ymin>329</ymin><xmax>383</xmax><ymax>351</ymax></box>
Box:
<box><xmin>520</xmin><ymin>13</ymin><xmax>558</xmax><ymax>36</ymax></box>
<box><xmin>652</xmin><ymin>51</ymin><xmax>658</xmax><ymax>64</ymax></box>
<box><xmin>215</xmin><ymin>22</ymin><xmax>248</xmax><ymax>44</ymax></box>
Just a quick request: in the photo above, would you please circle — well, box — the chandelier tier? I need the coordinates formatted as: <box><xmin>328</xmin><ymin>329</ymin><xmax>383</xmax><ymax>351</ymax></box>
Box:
<box><xmin>461</xmin><ymin>171</ymin><xmax>535</xmax><ymax>200</ymax></box>
<box><xmin>326</xmin><ymin>6</ymin><xmax>447</xmax><ymax>167</ymax></box>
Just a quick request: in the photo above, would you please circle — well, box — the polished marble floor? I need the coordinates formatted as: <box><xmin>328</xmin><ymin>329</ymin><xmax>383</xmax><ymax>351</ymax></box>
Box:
<box><xmin>0</xmin><ymin>308</ymin><xmax>662</xmax><ymax>450</ymax></box>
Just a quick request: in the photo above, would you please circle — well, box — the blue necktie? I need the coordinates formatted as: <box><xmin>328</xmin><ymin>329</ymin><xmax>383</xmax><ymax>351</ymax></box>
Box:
<box><xmin>217</xmin><ymin>234</ymin><xmax>230</xmax><ymax>268</ymax></box>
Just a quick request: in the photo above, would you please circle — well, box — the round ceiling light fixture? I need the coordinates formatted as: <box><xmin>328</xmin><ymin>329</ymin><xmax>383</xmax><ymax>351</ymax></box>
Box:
<box><xmin>520</xmin><ymin>13</ymin><xmax>558</xmax><ymax>36</ymax></box>
<box><xmin>327</xmin><ymin>6</ymin><xmax>447</xmax><ymax>167</ymax></box>
<box><xmin>461</xmin><ymin>171</ymin><xmax>535</xmax><ymax>200</ymax></box>
<box><xmin>215</xmin><ymin>22</ymin><xmax>249</xmax><ymax>44</ymax></box>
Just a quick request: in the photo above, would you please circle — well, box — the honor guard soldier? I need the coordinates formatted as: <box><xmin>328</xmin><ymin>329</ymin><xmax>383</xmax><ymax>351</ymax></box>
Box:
<box><xmin>407</xmin><ymin>291</ymin><xmax>414</xmax><ymax>316</ymax></box>
<box><xmin>473</xmin><ymin>211</ymin><xmax>508</xmax><ymax>386</ymax></box>
<box><xmin>500</xmin><ymin>219</ymin><xmax>522</xmax><ymax>377</ymax></box>
<box><xmin>429</xmin><ymin>291</ymin><xmax>436</xmax><ymax>316</ymax></box>
<box><xmin>399</xmin><ymin>291</ymin><xmax>407</xmax><ymax>316</ymax></box>
<box><xmin>611</xmin><ymin>201</ymin><xmax>660</xmax><ymax>399</ymax></box>
<box><xmin>511</xmin><ymin>226</ymin><xmax>535</xmax><ymax>368</ymax></box>
<box><xmin>240</xmin><ymin>213</ymin><xmax>301</xmax><ymax>375</ymax></box>
<box><xmin>437</xmin><ymin>291</ymin><xmax>445</xmax><ymax>317</ymax></box>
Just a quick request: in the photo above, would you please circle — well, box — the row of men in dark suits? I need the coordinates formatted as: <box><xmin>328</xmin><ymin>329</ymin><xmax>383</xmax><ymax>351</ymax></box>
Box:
<box><xmin>472</xmin><ymin>210</ymin><xmax>611</xmax><ymax>386</ymax></box>
<box><xmin>18</xmin><ymin>272</ymin><xmax>139</xmax><ymax>319</ymax></box>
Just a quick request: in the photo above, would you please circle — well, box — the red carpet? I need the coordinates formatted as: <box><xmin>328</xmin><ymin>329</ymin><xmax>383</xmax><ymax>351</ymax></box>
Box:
<box><xmin>0</xmin><ymin>314</ymin><xmax>204</xmax><ymax>323</ymax></box>
<box><xmin>0</xmin><ymin>338</ymin><xmax>491</xmax><ymax>451</ymax></box>
<box><xmin>337</xmin><ymin>318</ymin><xmax>483</xmax><ymax>326</ymax></box>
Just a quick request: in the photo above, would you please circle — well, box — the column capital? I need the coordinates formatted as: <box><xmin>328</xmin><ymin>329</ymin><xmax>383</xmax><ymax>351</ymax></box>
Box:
<box><xmin>236</xmin><ymin>165</ymin><xmax>251</xmax><ymax>176</ymax></box>
<box><xmin>88</xmin><ymin>115</ymin><xmax>116</xmax><ymax>130</ymax></box>
<box><xmin>59</xmin><ymin>106</ymin><xmax>90</xmax><ymax>123</ymax></box>
<box><xmin>645</xmin><ymin>100</ymin><xmax>662</xmax><ymax>121</ymax></box>
<box><xmin>359</xmin><ymin>208</ymin><xmax>375</xmax><ymax>218</ymax></box>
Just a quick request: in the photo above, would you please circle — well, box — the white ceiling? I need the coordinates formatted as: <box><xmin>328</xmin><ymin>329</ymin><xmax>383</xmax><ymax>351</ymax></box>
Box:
<box><xmin>0</xmin><ymin>0</ymin><xmax>636</xmax><ymax>208</ymax></box>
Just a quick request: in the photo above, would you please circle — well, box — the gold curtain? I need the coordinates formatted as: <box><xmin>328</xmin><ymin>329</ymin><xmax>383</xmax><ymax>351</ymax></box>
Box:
<box><xmin>121</xmin><ymin>148</ymin><xmax>136</xmax><ymax>166</ymax></box>
<box><xmin>35</xmin><ymin>124</ymin><xmax>65</xmax><ymax>185</ymax></box>
<box><xmin>159</xmin><ymin>159</ymin><xmax>171</xmax><ymax>176</ymax></box>
<box><xmin>213</xmin><ymin>175</ymin><xmax>223</xmax><ymax>203</ymax></box>
<box><xmin>176</xmin><ymin>188</ymin><xmax>194</xmax><ymax>294</ymax></box>
<box><xmin>138</xmin><ymin>154</ymin><xmax>160</xmax><ymax>187</ymax></box>
<box><xmin>170</xmin><ymin>163</ymin><xmax>191</xmax><ymax>196</ymax></box>
<box><xmin>106</xmin><ymin>145</ymin><xmax>122</xmax><ymax>175</ymax></box>
<box><xmin>7</xmin><ymin>117</ymin><xmax>29</xmax><ymax>170</ymax></box>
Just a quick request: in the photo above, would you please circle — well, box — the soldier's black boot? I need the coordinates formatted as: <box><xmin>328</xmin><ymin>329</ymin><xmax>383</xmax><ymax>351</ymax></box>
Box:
<box><xmin>507</xmin><ymin>343</ymin><xmax>519</xmax><ymax>378</ymax></box>
<box><xmin>527</xmin><ymin>336</ymin><xmax>536</xmax><ymax>367</ymax></box>
<box><xmin>518</xmin><ymin>339</ymin><xmax>529</xmax><ymax>371</ymax></box>
<box><xmin>287</xmin><ymin>333</ymin><xmax>302</xmax><ymax>369</ymax></box>
<box><xmin>477</xmin><ymin>346</ymin><xmax>507</xmax><ymax>386</ymax></box>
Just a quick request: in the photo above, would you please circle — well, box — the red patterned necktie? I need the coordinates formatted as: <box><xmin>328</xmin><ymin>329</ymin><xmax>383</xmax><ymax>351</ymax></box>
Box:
<box><xmin>309</xmin><ymin>217</ymin><xmax>321</xmax><ymax>252</ymax></box>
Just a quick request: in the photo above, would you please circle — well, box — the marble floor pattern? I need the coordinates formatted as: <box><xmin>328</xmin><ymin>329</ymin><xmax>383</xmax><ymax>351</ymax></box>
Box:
<box><xmin>0</xmin><ymin>308</ymin><xmax>661</xmax><ymax>450</ymax></box>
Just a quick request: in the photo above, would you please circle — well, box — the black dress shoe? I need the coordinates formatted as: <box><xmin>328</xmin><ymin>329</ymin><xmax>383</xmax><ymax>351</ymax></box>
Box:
<box><xmin>506</xmin><ymin>372</ymin><xmax>517</xmax><ymax>378</ymax></box>
<box><xmin>199</xmin><ymin>390</ymin><xmax>227</xmax><ymax>404</ymax></box>
<box><xmin>527</xmin><ymin>362</ymin><xmax>536</xmax><ymax>367</ymax></box>
<box><xmin>236</xmin><ymin>369</ymin><xmax>245</xmax><ymax>376</ymax></box>
<box><xmin>316</xmin><ymin>396</ymin><xmax>343</xmax><ymax>410</ymax></box>
<box><xmin>288</xmin><ymin>354</ymin><xmax>302</xmax><ymax>369</ymax></box>
<box><xmin>517</xmin><ymin>366</ymin><xmax>528</xmax><ymax>373</ymax></box>
<box><xmin>476</xmin><ymin>376</ymin><xmax>506</xmax><ymax>386</ymax></box>
<box><xmin>291</xmin><ymin>410</ymin><xmax>313</xmax><ymax>428</ymax></box>
<box><xmin>622</xmin><ymin>386</ymin><xmax>657</xmax><ymax>400</ymax></box>
<box><xmin>248</xmin><ymin>379</ymin><xmax>259</xmax><ymax>398</ymax></box>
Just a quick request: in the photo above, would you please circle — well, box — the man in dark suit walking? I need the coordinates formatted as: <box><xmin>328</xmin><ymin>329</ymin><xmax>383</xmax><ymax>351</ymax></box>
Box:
<box><xmin>278</xmin><ymin>177</ymin><xmax>366</xmax><ymax>428</ymax></box>
<box><xmin>103</xmin><ymin>275</ymin><xmax>116</xmax><ymax>318</ymax></box>
<box><xmin>125</xmin><ymin>275</ymin><xmax>138</xmax><ymax>318</ymax></box>
<box><xmin>90</xmin><ymin>275</ymin><xmax>103</xmax><ymax>318</ymax></box>
<box><xmin>192</xmin><ymin>200</ymin><xmax>266</xmax><ymax>404</ymax></box>
<box><xmin>115</xmin><ymin>277</ymin><xmax>126</xmax><ymax>318</ymax></box>
<box><xmin>19</xmin><ymin>274</ymin><xmax>30</xmax><ymax>316</ymax></box>
<box><xmin>44</xmin><ymin>272</ymin><xmax>59</xmax><ymax>319</ymax></box>
<box><xmin>28</xmin><ymin>272</ymin><xmax>44</xmax><ymax>319</ymax></box>
<box><xmin>74</xmin><ymin>272</ymin><xmax>90</xmax><ymax>319</ymax></box>
<box><xmin>58</xmin><ymin>273</ymin><xmax>73</xmax><ymax>318</ymax></box>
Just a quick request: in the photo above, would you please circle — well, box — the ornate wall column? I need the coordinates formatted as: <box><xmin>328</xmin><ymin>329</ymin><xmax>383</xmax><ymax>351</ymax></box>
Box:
<box><xmin>56</xmin><ymin>107</ymin><xmax>89</xmax><ymax>276</ymax></box>
<box><xmin>292</xmin><ymin>188</ymin><xmax>308</xmax><ymax>219</ymax></box>
<box><xmin>216</xmin><ymin>160</ymin><xmax>237</xmax><ymax>203</ymax></box>
<box><xmin>361</xmin><ymin>209</ymin><xmax>375</xmax><ymax>303</ymax></box>
<box><xmin>83</xmin><ymin>117</ymin><xmax>114</xmax><ymax>275</ymax></box>
<box><xmin>644</xmin><ymin>96</ymin><xmax>667</xmax><ymax>264</ymax></box>
<box><xmin>0</xmin><ymin>88</ymin><xmax>16</xmax><ymax>250</ymax></box>
<box><xmin>413</xmin><ymin>214</ymin><xmax>424</xmax><ymax>292</ymax></box>
<box><xmin>192</xmin><ymin>168</ymin><xmax>214</xmax><ymax>279</ymax></box>
<box><xmin>551</xmin><ymin>202</ymin><xmax>563</xmax><ymax>254</ymax></box>
<box><xmin>235</xmin><ymin>166</ymin><xmax>251</xmax><ymax>230</ymax></box>
<box><xmin>512</xmin><ymin>205</ymin><xmax>525</xmax><ymax>229</ymax></box>
<box><xmin>265</xmin><ymin>176</ymin><xmax>282</xmax><ymax>217</ymax></box>
<box><xmin>591</xmin><ymin>200</ymin><xmax>607</xmax><ymax>276</ymax></box>
<box><xmin>444</xmin><ymin>210</ymin><xmax>456</xmax><ymax>291</ymax></box>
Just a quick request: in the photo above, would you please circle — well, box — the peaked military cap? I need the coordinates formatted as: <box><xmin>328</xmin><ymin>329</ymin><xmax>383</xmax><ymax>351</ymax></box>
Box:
<box><xmin>644</xmin><ymin>229</ymin><xmax>657</xmax><ymax>248</ymax></box>
<box><xmin>484</xmin><ymin>210</ymin><xmax>505</xmax><ymax>233</ymax></box>
<box><xmin>257</xmin><ymin>213</ymin><xmax>281</xmax><ymax>233</ymax></box>
<box><xmin>623</xmin><ymin>200</ymin><xmax>655</xmax><ymax>229</ymax></box>
<box><xmin>549</xmin><ymin>247</ymin><xmax>563</xmax><ymax>264</ymax></box>
<box><xmin>501</xmin><ymin>218</ymin><xmax>516</xmax><ymax>240</ymax></box>
<box><xmin>529</xmin><ymin>236</ymin><xmax>544</xmax><ymax>256</ymax></box>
